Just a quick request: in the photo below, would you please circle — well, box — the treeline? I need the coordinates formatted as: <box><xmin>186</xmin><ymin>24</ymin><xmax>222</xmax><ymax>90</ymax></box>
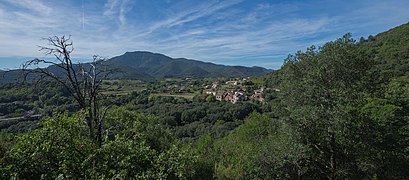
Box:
<box><xmin>0</xmin><ymin>81</ymin><xmax>75</xmax><ymax>134</ymax></box>
<box><xmin>117</xmin><ymin>92</ymin><xmax>262</xmax><ymax>139</ymax></box>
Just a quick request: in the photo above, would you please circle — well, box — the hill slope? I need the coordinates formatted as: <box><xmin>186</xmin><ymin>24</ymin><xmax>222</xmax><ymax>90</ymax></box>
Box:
<box><xmin>104</xmin><ymin>51</ymin><xmax>271</xmax><ymax>79</ymax></box>
<box><xmin>359</xmin><ymin>22</ymin><xmax>409</xmax><ymax>79</ymax></box>
<box><xmin>258</xmin><ymin>22</ymin><xmax>409</xmax><ymax>88</ymax></box>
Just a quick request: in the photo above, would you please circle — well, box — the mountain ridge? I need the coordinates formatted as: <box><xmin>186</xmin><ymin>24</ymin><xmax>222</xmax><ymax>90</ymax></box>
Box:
<box><xmin>103</xmin><ymin>51</ymin><xmax>272</xmax><ymax>79</ymax></box>
<box><xmin>0</xmin><ymin>51</ymin><xmax>272</xmax><ymax>82</ymax></box>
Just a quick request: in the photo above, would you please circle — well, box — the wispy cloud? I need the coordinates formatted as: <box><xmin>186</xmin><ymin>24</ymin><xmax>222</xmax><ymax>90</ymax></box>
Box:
<box><xmin>103</xmin><ymin>0</ymin><xmax>134</xmax><ymax>25</ymax></box>
<box><xmin>103</xmin><ymin>0</ymin><xmax>120</xmax><ymax>16</ymax></box>
<box><xmin>0</xmin><ymin>0</ymin><xmax>408</xmax><ymax>70</ymax></box>
<box><xmin>4</xmin><ymin>0</ymin><xmax>52</xmax><ymax>15</ymax></box>
<box><xmin>141</xmin><ymin>0</ymin><xmax>243</xmax><ymax>35</ymax></box>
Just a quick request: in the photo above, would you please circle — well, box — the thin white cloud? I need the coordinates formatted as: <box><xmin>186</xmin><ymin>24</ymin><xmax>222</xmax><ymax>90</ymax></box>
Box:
<box><xmin>0</xmin><ymin>0</ymin><xmax>408</xmax><ymax>70</ymax></box>
<box><xmin>141</xmin><ymin>0</ymin><xmax>243</xmax><ymax>35</ymax></box>
<box><xmin>103</xmin><ymin>0</ymin><xmax>134</xmax><ymax>25</ymax></box>
<box><xmin>4</xmin><ymin>0</ymin><xmax>52</xmax><ymax>15</ymax></box>
<box><xmin>166</xmin><ymin>0</ymin><xmax>243</xmax><ymax>28</ymax></box>
<box><xmin>335</xmin><ymin>0</ymin><xmax>409</xmax><ymax>35</ymax></box>
<box><xmin>103</xmin><ymin>0</ymin><xmax>120</xmax><ymax>16</ymax></box>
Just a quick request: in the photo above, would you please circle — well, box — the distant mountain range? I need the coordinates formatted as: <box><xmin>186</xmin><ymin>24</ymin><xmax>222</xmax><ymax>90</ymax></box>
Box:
<box><xmin>0</xmin><ymin>51</ymin><xmax>272</xmax><ymax>82</ymax></box>
<box><xmin>104</xmin><ymin>51</ymin><xmax>271</xmax><ymax>80</ymax></box>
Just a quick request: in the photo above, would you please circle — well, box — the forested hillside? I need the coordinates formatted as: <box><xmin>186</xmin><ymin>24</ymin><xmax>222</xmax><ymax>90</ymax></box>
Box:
<box><xmin>106</xmin><ymin>51</ymin><xmax>271</xmax><ymax>79</ymax></box>
<box><xmin>1</xmin><ymin>23</ymin><xmax>409</xmax><ymax>179</ymax></box>
<box><xmin>212</xmin><ymin>24</ymin><xmax>409</xmax><ymax>179</ymax></box>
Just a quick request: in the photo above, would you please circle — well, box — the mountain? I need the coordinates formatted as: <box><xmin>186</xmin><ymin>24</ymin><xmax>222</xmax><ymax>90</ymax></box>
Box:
<box><xmin>0</xmin><ymin>51</ymin><xmax>271</xmax><ymax>83</ymax></box>
<box><xmin>0</xmin><ymin>69</ymin><xmax>21</xmax><ymax>83</ymax></box>
<box><xmin>104</xmin><ymin>51</ymin><xmax>271</xmax><ymax>79</ymax></box>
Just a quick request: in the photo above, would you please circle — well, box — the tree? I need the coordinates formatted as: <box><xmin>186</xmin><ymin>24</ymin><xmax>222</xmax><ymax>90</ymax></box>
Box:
<box><xmin>4</xmin><ymin>110</ymin><xmax>197</xmax><ymax>179</ymax></box>
<box><xmin>353</xmin><ymin>76</ymin><xmax>409</xmax><ymax>178</ymax></box>
<box><xmin>279</xmin><ymin>34</ymin><xmax>373</xmax><ymax>178</ymax></box>
<box><xmin>206</xmin><ymin>94</ymin><xmax>216</xmax><ymax>102</ymax></box>
<box><xmin>22</xmin><ymin>35</ymin><xmax>111</xmax><ymax>146</ymax></box>
<box><xmin>214</xmin><ymin>112</ymin><xmax>307</xmax><ymax>179</ymax></box>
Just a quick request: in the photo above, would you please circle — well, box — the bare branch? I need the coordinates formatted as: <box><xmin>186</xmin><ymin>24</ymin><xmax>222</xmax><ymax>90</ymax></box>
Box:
<box><xmin>22</xmin><ymin>35</ymin><xmax>113</xmax><ymax>146</ymax></box>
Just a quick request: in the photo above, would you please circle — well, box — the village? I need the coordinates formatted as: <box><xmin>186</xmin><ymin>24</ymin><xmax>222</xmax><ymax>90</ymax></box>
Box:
<box><xmin>100</xmin><ymin>77</ymin><xmax>274</xmax><ymax>104</ymax></box>
<box><xmin>203</xmin><ymin>78</ymin><xmax>267</xmax><ymax>104</ymax></box>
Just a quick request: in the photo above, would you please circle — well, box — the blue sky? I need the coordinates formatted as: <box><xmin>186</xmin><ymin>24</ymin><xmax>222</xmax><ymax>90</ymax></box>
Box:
<box><xmin>0</xmin><ymin>0</ymin><xmax>408</xmax><ymax>70</ymax></box>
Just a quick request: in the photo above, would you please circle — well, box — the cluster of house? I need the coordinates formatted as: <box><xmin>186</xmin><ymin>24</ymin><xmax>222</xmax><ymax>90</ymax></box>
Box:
<box><xmin>206</xmin><ymin>89</ymin><xmax>244</xmax><ymax>104</ymax></box>
<box><xmin>205</xmin><ymin>78</ymin><xmax>250</xmax><ymax>89</ymax></box>
<box><xmin>205</xmin><ymin>88</ymin><xmax>265</xmax><ymax>104</ymax></box>
<box><xmin>251</xmin><ymin>89</ymin><xmax>265</xmax><ymax>103</ymax></box>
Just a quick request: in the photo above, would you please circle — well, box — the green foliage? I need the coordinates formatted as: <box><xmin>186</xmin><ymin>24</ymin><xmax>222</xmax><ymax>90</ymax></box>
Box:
<box><xmin>360</xmin><ymin>22</ymin><xmax>409</xmax><ymax>92</ymax></box>
<box><xmin>353</xmin><ymin>77</ymin><xmax>409</xmax><ymax>178</ymax></box>
<box><xmin>256</xmin><ymin>26</ymin><xmax>409</xmax><ymax>179</ymax></box>
<box><xmin>214</xmin><ymin>112</ymin><xmax>307</xmax><ymax>179</ymax></box>
<box><xmin>278</xmin><ymin>34</ymin><xmax>374</xmax><ymax>178</ymax></box>
<box><xmin>2</xmin><ymin>109</ymin><xmax>196</xmax><ymax>179</ymax></box>
<box><xmin>5</xmin><ymin>113</ymin><xmax>94</xmax><ymax>179</ymax></box>
<box><xmin>206</xmin><ymin>94</ymin><xmax>216</xmax><ymax>102</ymax></box>
<box><xmin>191</xmin><ymin>134</ymin><xmax>216</xmax><ymax>179</ymax></box>
<box><xmin>124</xmin><ymin>92</ymin><xmax>261</xmax><ymax>139</ymax></box>
<box><xmin>104</xmin><ymin>107</ymin><xmax>174</xmax><ymax>151</ymax></box>
<box><xmin>0</xmin><ymin>81</ymin><xmax>75</xmax><ymax>133</ymax></box>
<box><xmin>82</xmin><ymin>137</ymin><xmax>195</xmax><ymax>179</ymax></box>
<box><xmin>0</xmin><ymin>133</ymin><xmax>15</xmax><ymax>179</ymax></box>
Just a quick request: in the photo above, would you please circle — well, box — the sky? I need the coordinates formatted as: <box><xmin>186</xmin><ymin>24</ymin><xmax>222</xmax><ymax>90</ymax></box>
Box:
<box><xmin>0</xmin><ymin>0</ymin><xmax>408</xmax><ymax>70</ymax></box>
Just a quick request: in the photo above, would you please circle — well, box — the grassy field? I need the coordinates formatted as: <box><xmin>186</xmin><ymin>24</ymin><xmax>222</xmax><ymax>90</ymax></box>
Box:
<box><xmin>152</xmin><ymin>93</ymin><xmax>196</xmax><ymax>100</ymax></box>
<box><xmin>100</xmin><ymin>80</ymin><xmax>147</xmax><ymax>96</ymax></box>
<box><xmin>100</xmin><ymin>80</ymin><xmax>198</xmax><ymax>99</ymax></box>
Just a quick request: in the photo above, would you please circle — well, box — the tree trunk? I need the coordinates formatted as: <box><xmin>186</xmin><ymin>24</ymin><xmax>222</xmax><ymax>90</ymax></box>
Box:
<box><xmin>97</xmin><ymin>120</ymin><xmax>102</xmax><ymax>147</ymax></box>
<box><xmin>87</xmin><ymin>110</ymin><xmax>94</xmax><ymax>140</ymax></box>
<box><xmin>329</xmin><ymin>132</ymin><xmax>336</xmax><ymax>180</ymax></box>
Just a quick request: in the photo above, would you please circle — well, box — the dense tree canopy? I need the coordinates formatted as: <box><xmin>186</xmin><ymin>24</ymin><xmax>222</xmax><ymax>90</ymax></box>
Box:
<box><xmin>1</xmin><ymin>109</ymin><xmax>196</xmax><ymax>179</ymax></box>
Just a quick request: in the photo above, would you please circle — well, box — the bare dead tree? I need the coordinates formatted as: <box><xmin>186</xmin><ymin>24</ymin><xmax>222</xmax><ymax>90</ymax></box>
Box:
<box><xmin>22</xmin><ymin>35</ymin><xmax>112</xmax><ymax>146</ymax></box>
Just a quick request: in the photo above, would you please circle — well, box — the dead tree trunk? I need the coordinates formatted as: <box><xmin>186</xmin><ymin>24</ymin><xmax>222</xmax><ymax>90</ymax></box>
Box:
<box><xmin>23</xmin><ymin>36</ymin><xmax>112</xmax><ymax>146</ymax></box>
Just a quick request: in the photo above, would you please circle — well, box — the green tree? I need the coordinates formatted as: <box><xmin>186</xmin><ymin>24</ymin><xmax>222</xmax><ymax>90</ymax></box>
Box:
<box><xmin>206</xmin><ymin>94</ymin><xmax>216</xmax><ymax>102</ymax></box>
<box><xmin>353</xmin><ymin>76</ymin><xmax>409</xmax><ymax>178</ymax></box>
<box><xmin>214</xmin><ymin>112</ymin><xmax>307</xmax><ymax>179</ymax></box>
<box><xmin>279</xmin><ymin>34</ymin><xmax>373</xmax><ymax>178</ymax></box>
<box><xmin>5</xmin><ymin>113</ymin><xmax>94</xmax><ymax>179</ymax></box>
<box><xmin>3</xmin><ymin>109</ymin><xmax>196</xmax><ymax>179</ymax></box>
